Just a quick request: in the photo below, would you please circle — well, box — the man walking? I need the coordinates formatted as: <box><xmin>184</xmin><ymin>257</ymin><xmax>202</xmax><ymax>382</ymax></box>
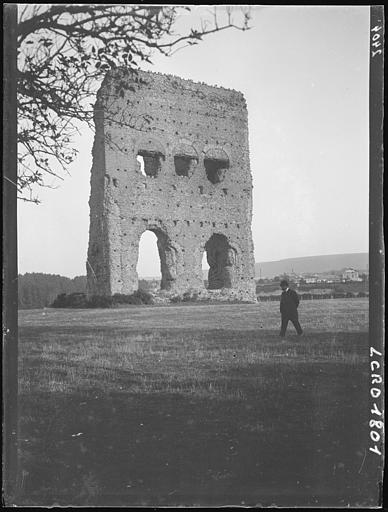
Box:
<box><xmin>279</xmin><ymin>279</ymin><xmax>303</xmax><ymax>338</ymax></box>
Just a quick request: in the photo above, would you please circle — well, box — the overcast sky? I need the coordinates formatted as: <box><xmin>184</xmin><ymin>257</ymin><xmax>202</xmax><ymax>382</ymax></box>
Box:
<box><xmin>17</xmin><ymin>5</ymin><xmax>370</xmax><ymax>278</ymax></box>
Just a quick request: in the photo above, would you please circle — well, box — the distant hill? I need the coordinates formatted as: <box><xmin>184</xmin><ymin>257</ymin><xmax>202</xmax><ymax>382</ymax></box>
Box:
<box><xmin>255</xmin><ymin>253</ymin><xmax>368</xmax><ymax>278</ymax></box>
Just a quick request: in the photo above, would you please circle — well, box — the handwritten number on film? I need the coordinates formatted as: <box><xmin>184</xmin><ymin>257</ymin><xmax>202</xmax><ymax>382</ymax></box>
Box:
<box><xmin>371</xmin><ymin>25</ymin><xmax>383</xmax><ymax>58</ymax></box>
<box><xmin>369</xmin><ymin>347</ymin><xmax>383</xmax><ymax>456</ymax></box>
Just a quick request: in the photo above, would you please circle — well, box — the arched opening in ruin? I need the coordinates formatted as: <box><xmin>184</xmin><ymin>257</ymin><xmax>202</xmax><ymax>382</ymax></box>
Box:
<box><xmin>136</xmin><ymin>228</ymin><xmax>177</xmax><ymax>291</ymax></box>
<box><xmin>136</xmin><ymin>138</ymin><xmax>165</xmax><ymax>178</ymax></box>
<box><xmin>136</xmin><ymin>150</ymin><xmax>164</xmax><ymax>177</ymax></box>
<box><xmin>201</xmin><ymin>252</ymin><xmax>210</xmax><ymax>287</ymax></box>
<box><xmin>203</xmin><ymin>234</ymin><xmax>235</xmax><ymax>289</ymax></box>
<box><xmin>174</xmin><ymin>155</ymin><xmax>198</xmax><ymax>177</ymax></box>
<box><xmin>173</xmin><ymin>143</ymin><xmax>198</xmax><ymax>177</ymax></box>
<box><xmin>204</xmin><ymin>148</ymin><xmax>229</xmax><ymax>184</ymax></box>
<box><xmin>136</xmin><ymin>231</ymin><xmax>161</xmax><ymax>290</ymax></box>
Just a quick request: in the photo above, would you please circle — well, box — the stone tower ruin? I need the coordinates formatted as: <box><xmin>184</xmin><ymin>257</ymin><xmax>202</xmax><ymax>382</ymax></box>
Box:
<box><xmin>87</xmin><ymin>69</ymin><xmax>256</xmax><ymax>301</ymax></box>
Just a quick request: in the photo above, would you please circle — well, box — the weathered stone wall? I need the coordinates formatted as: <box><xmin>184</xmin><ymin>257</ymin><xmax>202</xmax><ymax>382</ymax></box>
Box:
<box><xmin>87</xmin><ymin>69</ymin><xmax>256</xmax><ymax>301</ymax></box>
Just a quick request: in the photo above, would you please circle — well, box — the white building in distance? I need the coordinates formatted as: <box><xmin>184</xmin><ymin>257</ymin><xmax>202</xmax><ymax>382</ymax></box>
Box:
<box><xmin>342</xmin><ymin>268</ymin><xmax>362</xmax><ymax>281</ymax></box>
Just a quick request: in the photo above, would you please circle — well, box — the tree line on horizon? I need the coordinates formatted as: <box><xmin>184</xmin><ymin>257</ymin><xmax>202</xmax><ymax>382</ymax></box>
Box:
<box><xmin>18</xmin><ymin>273</ymin><xmax>87</xmax><ymax>309</ymax></box>
<box><xmin>18</xmin><ymin>271</ymin><xmax>369</xmax><ymax>309</ymax></box>
<box><xmin>17</xmin><ymin>273</ymin><xmax>158</xmax><ymax>309</ymax></box>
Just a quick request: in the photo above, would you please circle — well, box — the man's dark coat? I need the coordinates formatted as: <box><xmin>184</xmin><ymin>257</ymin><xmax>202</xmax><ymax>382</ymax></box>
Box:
<box><xmin>280</xmin><ymin>288</ymin><xmax>300</xmax><ymax>318</ymax></box>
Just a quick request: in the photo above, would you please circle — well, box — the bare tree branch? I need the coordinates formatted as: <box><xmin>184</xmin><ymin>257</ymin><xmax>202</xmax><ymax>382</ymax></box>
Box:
<box><xmin>17</xmin><ymin>5</ymin><xmax>251</xmax><ymax>202</ymax></box>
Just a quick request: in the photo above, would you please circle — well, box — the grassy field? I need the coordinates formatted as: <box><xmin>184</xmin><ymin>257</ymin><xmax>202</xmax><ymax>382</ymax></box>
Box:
<box><xmin>16</xmin><ymin>298</ymin><xmax>378</xmax><ymax>507</ymax></box>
